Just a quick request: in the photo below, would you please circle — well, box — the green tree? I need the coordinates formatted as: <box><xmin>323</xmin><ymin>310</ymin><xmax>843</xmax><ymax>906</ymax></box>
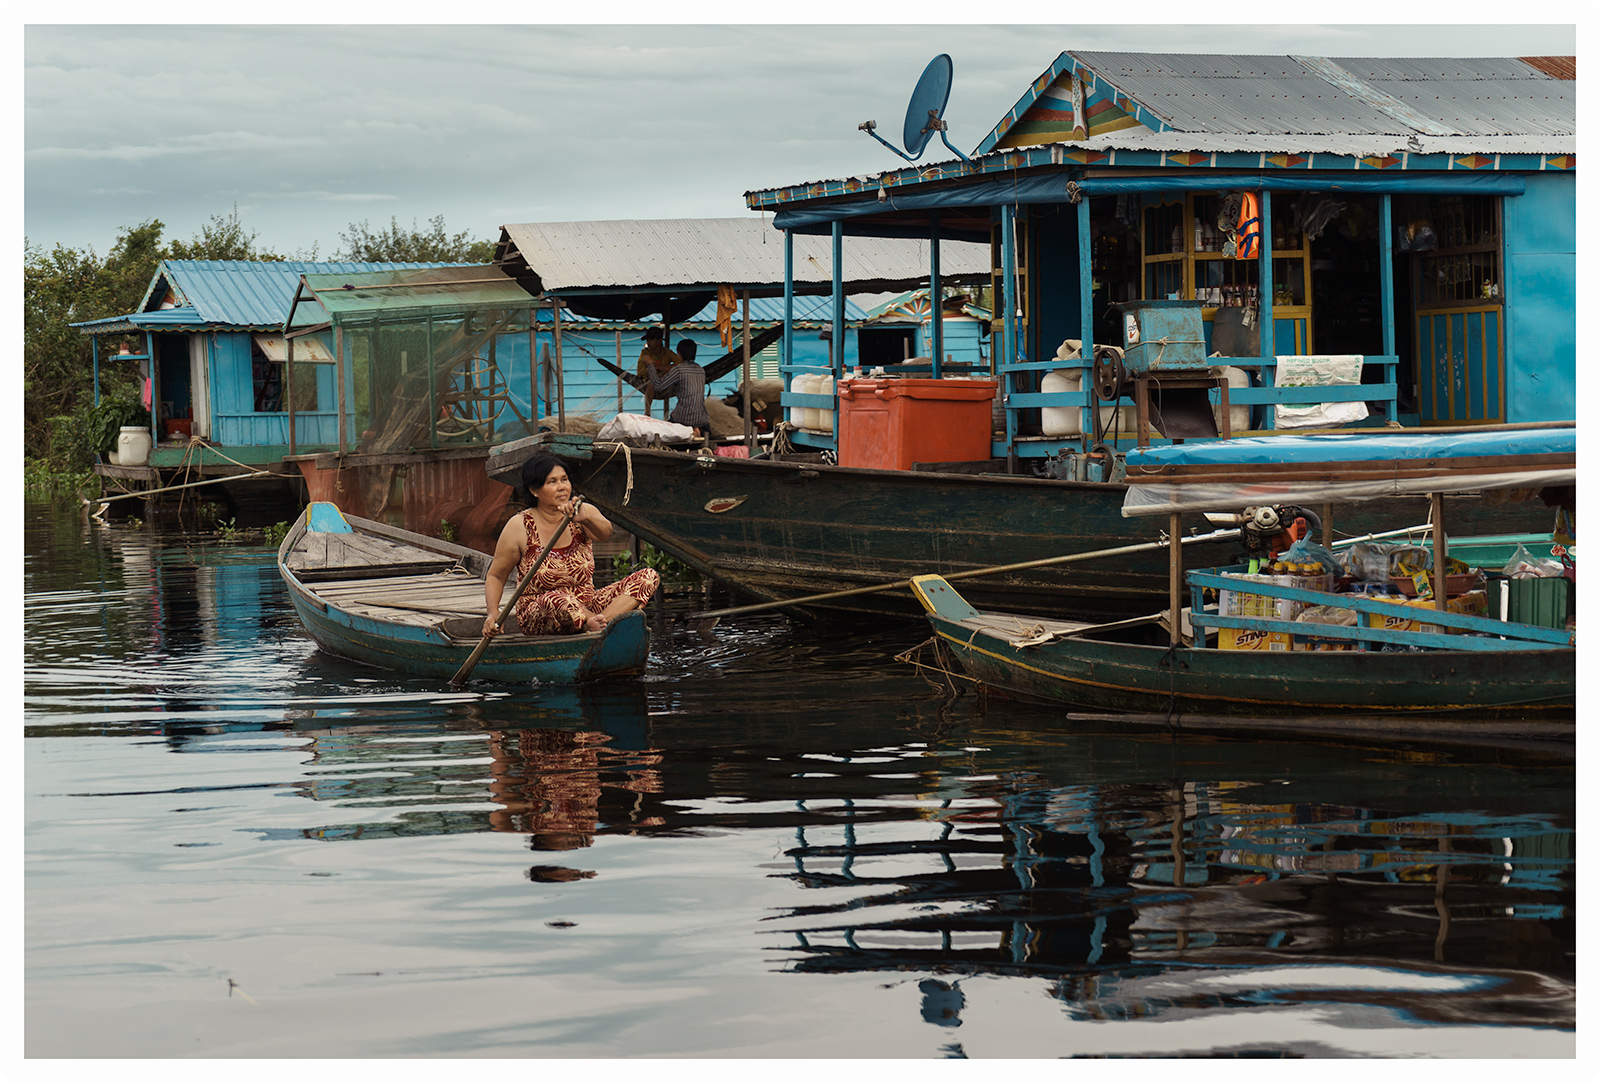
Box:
<box><xmin>24</xmin><ymin>219</ymin><xmax>167</xmax><ymax>466</ymax></box>
<box><xmin>167</xmin><ymin>204</ymin><xmax>285</xmax><ymax>262</ymax></box>
<box><xmin>337</xmin><ymin>214</ymin><xmax>494</xmax><ymax>263</ymax></box>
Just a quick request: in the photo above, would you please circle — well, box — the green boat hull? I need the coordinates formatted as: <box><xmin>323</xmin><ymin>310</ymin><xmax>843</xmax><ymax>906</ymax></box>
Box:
<box><xmin>488</xmin><ymin>436</ymin><xmax>1554</xmax><ymax>622</ymax></box>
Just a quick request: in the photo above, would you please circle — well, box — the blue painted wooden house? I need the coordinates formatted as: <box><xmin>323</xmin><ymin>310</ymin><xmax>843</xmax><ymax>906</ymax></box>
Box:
<box><xmin>77</xmin><ymin>259</ymin><xmax>463</xmax><ymax>468</ymax></box>
<box><xmin>746</xmin><ymin>52</ymin><xmax>1575</xmax><ymax>463</ymax></box>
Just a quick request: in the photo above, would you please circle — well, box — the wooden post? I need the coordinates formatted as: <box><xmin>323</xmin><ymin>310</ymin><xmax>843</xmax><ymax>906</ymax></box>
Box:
<box><xmin>1322</xmin><ymin>503</ymin><xmax>1333</xmax><ymax>549</ymax></box>
<box><xmin>552</xmin><ymin>303</ymin><xmax>566</xmax><ymax>433</ymax></box>
<box><xmin>336</xmin><ymin>323</ymin><xmax>347</xmax><ymax>455</ymax></box>
<box><xmin>615</xmin><ymin>329</ymin><xmax>623</xmax><ymax>415</ymax></box>
<box><xmin>1431</xmin><ymin>492</ymin><xmax>1447</xmax><ymax>612</ymax></box>
<box><xmin>147</xmin><ymin>331</ymin><xmax>160</xmax><ymax>448</ymax></box>
<box><xmin>741</xmin><ymin>289</ymin><xmax>753</xmax><ymax>450</ymax></box>
<box><xmin>1169</xmin><ymin>512</ymin><xmax>1183</xmax><ymax>646</ymax></box>
<box><xmin>542</xmin><ymin>343</ymin><xmax>553</xmax><ymax>417</ymax></box>
<box><xmin>424</xmin><ymin>315</ymin><xmax>436</xmax><ymax>450</ymax></box>
<box><xmin>286</xmin><ymin>336</ymin><xmax>296</xmax><ymax>455</ymax></box>
<box><xmin>534</xmin><ymin>311</ymin><xmax>547</xmax><ymax>422</ymax></box>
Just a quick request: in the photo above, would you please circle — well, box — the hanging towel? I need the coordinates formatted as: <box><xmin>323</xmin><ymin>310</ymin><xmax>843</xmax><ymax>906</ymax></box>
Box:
<box><xmin>715</xmin><ymin>285</ymin><xmax>737</xmax><ymax>350</ymax></box>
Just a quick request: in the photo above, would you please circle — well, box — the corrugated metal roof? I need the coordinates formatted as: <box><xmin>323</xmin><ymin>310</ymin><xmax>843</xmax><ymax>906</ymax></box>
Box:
<box><xmin>498</xmin><ymin>218</ymin><xmax>988</xmax><ymax>293</ymax></box>
<box><xmin>1050</xmin><ymin>127</ymin><xmax>1573</xmax><ymax>157</ymax></box>
<box><xmin>1069</xmin><ymin>51</ymin><xmax>1573</xmax><ymax>138</ymax></box>
<box><xmin>295</xmin><ymin>265</ymin><xmax>533</xmax><ymax>324</ymax></box>
<box><xmin>141</xmin><ymin>260</ymin><xmax>463</xmax><ymax>328</ymax></box>
<box><xmin>542</xmin><ymin>293</ymin><xmax>873</xmax><ymax>326</ymax></box>
<box><xmin>1521</xmin><ymin>56</ymin><xmax>1576</xmax><ymax>81</ymax></box>
<box><xmin>72</xmin><ymin>307</ymin><xmax>207</xmax><ymax>334</ymax></box>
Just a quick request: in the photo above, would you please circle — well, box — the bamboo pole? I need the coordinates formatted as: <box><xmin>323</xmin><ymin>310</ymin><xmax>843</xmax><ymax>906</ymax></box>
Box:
<box><xmin>615</xmin><ymin>329</ymin><xmax>624</xmax><ymax>415</ymax></box>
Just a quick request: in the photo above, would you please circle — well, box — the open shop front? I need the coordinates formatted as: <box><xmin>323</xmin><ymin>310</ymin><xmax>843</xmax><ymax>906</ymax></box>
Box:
<box><xmin>759</xmin><ymin>168</ymin><xmax>1531</xmax><ymax>472</ymax></box>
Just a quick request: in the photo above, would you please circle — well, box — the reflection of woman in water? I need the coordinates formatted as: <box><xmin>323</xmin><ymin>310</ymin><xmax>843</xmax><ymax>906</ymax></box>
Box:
<box><xmin>484</xmin><ymin>727</ymin><xmax>665</xmax><ymax>855</ymax></box>
<box><xmin>481</xmin><ymin>454</ymin><xmax>659</xmax><ymax>637</ymax></box>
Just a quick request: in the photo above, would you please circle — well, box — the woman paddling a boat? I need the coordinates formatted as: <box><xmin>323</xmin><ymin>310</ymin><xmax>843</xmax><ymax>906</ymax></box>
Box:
<box><xmin>482</xmin><ymin>455</ymin><xmax>660</xmax><ymax>637</ymax></box>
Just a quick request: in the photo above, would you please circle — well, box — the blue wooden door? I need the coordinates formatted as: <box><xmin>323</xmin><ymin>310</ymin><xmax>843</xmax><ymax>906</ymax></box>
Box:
<box><xmin>1416</xmin><ymin>306</ymin><xmax>1503</xmax><ymax>424</ymax></box>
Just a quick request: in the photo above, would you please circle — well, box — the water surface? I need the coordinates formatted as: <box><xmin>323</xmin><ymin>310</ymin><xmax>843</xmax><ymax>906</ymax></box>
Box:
<box><xmin>24</xmin><ymin>502</ymin><xmax>1574</xmax><ymax>1057</ymax></box>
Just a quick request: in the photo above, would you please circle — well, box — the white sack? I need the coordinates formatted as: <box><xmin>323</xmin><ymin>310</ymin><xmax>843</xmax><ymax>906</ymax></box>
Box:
<box><xmin>1274</xmin><ymin>355</ymin><xmax>1368</xmax><ymax>429</ymax></box>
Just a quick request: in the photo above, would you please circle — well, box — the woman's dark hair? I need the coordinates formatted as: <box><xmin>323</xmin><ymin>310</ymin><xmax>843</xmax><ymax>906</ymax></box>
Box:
<box><xmin>677</xmin><ymin>338</ymin><xmax>698</xmax><ymax>362</ymax></box>
<box><xmin>520</xmin><ymin>454</ymin><xmax>565</xmax><ymax>500</ymax></box>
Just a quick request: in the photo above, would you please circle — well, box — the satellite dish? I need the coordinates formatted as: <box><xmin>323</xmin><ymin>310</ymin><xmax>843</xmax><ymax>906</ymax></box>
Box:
<box><xmin>859</xmin><ymin>54</ymin><xmax>971</xmax><ymax>164</ymax></box>
<box><xmin>903</xmin><ymin>54</ymin><xmax>953</xmax><ymax>158</ymax></box>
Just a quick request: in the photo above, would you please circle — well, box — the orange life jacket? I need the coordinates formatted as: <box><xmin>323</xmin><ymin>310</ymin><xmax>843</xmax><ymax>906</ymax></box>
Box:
<box><xmin>1236</xmin><ymin>192</ymin><xmax>1262</xmax><ymax>260</ymax></box>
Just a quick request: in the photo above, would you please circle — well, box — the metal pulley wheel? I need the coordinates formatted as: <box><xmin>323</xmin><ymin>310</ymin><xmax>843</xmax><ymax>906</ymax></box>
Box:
<box><xmin>1092</xmin><ymin>351</ymin><xmax>1126</xmax><ymax>402</ymax></box>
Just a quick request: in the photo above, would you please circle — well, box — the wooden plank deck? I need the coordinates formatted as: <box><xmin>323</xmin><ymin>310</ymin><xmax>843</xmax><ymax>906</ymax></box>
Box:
<box><xmin>286</xmin><ymin>531</ymin><xmax>456</xmax><ymax>575</ymax></box>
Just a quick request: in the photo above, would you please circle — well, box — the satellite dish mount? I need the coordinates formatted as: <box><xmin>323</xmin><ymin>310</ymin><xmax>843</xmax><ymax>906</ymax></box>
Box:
<box><xmin>859</xmin><ymin>54</ymin><xmax>971</xmax><ymax>163</ymax></box>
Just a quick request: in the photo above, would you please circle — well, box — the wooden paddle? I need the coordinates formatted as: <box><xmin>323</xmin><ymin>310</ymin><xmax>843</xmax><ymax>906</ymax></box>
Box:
<box><xmin>450</xmin><ymin>496</ymin><xmax>585</xmax><ymax>687</ymax></box>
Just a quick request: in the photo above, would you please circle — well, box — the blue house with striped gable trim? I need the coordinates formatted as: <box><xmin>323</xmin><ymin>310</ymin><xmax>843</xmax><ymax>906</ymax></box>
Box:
<box><xmin>76</xmin><ymin>260</ymin><xmax>465</xmax><ymax>465</ymax></box>
<box><xmin>746</xmin><ymin>51</ymin><xmax>1574</xmax><ymax>462</ymax></box>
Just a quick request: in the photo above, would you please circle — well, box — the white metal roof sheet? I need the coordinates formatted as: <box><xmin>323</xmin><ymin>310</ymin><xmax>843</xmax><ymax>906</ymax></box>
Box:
<box><xmin>498</xmin><ymin>218</ymin><xmax>989</xmax><ymax>293</ymax></box>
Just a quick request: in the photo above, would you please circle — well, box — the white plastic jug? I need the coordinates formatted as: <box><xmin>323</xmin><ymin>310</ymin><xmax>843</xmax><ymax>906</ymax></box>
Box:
<box><xmin>816</xmin><ymin>375</ymin><xmax>834</xmax><ymax>433</ymax></box>
<box><xmin>117</xmin><ymin>425</ymin><xmax>152</xmax><ymax>466</ymax></box>
<box><xmin>1039</xmin><ymin>370</ymin><xmax>1135</xmax><ymax>437</ymax></box>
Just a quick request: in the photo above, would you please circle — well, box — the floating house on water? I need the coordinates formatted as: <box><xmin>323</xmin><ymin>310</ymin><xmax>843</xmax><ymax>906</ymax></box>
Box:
<box><xmin>745</xmin><ymin>51</ymin><xmax>1575</xmax><ymax>469</ymax></box>
<box><xmin>81</xmin><ymin>221</ymin><xmax>978</xmax><ymax>537</ymax></box>
<box><xmin>75</xmin><ymin>260</ymin><xmax>463</xmax><ymax>515</ymax></box>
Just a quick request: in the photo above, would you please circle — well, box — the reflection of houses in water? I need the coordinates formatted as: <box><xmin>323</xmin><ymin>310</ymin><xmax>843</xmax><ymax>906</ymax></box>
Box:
<box><xmin>775</xmin><ymin>778</ymin><xmax>1573</xmax><ymax>1028</ymax></box>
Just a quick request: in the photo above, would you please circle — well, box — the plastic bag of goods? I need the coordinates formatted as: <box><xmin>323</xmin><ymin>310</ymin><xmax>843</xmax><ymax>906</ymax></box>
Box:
<box><xmin>1503</xmin><ymin>543</ymin><xmax>1565</xmax><ymax>579</ymax></box>
<box><xmin>1281</xmin><ymin>537</ymin><xmax>1344</xmax><ymax>577</ymax></box>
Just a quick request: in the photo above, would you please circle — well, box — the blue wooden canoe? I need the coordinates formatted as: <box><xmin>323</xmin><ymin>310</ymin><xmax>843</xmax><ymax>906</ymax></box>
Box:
<box><xmin>277</xmin><ymin>502</ymin><xmax>649</xmax><ymax>684</ymax></box>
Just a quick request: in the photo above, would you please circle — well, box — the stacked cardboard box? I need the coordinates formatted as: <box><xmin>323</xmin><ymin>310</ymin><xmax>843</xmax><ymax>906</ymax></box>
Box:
<box><xmin>1359</xmin><ymin>590</ymin><xmax>1488</xmax><ymax>636</ymax></box>
<box><xmin>1217</xmin><ymin>572</ymin><xmax>1335</xmax><ymax>651</ymax></box>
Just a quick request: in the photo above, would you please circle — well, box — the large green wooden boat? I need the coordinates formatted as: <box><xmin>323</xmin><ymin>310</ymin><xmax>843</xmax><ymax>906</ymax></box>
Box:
<box><xmin>485</xmin><ymin>430</ymin><xmax>1557</xmax><ymax>622</ymax></box>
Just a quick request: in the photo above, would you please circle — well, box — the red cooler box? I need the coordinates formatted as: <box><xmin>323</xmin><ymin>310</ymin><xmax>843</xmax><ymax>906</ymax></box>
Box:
<box><xmin>836</xmin><ymin>377</ymin><xmax>999</xmax><ymax>471</ymax></box>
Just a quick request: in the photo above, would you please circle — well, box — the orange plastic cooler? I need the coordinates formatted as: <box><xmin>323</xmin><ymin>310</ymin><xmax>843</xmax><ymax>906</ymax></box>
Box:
<box><xmin>836</xmin><ymin>377</ymin><xmax>999</xmax><ymax>471</ymax></box>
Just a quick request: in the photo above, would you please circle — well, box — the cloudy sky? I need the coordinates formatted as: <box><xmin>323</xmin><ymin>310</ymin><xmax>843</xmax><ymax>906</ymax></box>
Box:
<box><xmin>23</xmin><ymin>17</ymin><xmax>1579</xmax><ymax>259</ymax></box>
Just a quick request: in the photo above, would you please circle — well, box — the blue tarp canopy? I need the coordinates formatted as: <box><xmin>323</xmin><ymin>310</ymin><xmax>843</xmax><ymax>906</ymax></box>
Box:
<box><xmin>1121</xmin><ymin>426</ymin><xmax>1575</xmax><ymax>516</ymax></box>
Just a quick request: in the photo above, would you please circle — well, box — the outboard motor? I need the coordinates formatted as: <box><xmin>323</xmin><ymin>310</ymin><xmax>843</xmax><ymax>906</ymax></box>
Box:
<box><xmin>1240</xmin><ymin>503</ymin><xmax>1322</xmax><ymax>563</ymax></box>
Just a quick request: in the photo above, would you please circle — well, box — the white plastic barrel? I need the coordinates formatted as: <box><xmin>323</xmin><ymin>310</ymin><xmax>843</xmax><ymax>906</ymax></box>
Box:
<box><xmin>117</xmin><ymin>425</ymin><xmax>152</xmax><ymax>466</ymax></box>
<box><xmin>1039</xmin><ymin>370</ymin><xmax>1135</xmax><ymax>437</ymax></box>
<box><xmin>817</xmin><ymin>375</ymin><xmax>834</xmax><ymax>433</ymax></box>
<box><xmin>1214</xmin><ymin>366</ymin><xmax>1251</xmax><ymax>434</ymax></box>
